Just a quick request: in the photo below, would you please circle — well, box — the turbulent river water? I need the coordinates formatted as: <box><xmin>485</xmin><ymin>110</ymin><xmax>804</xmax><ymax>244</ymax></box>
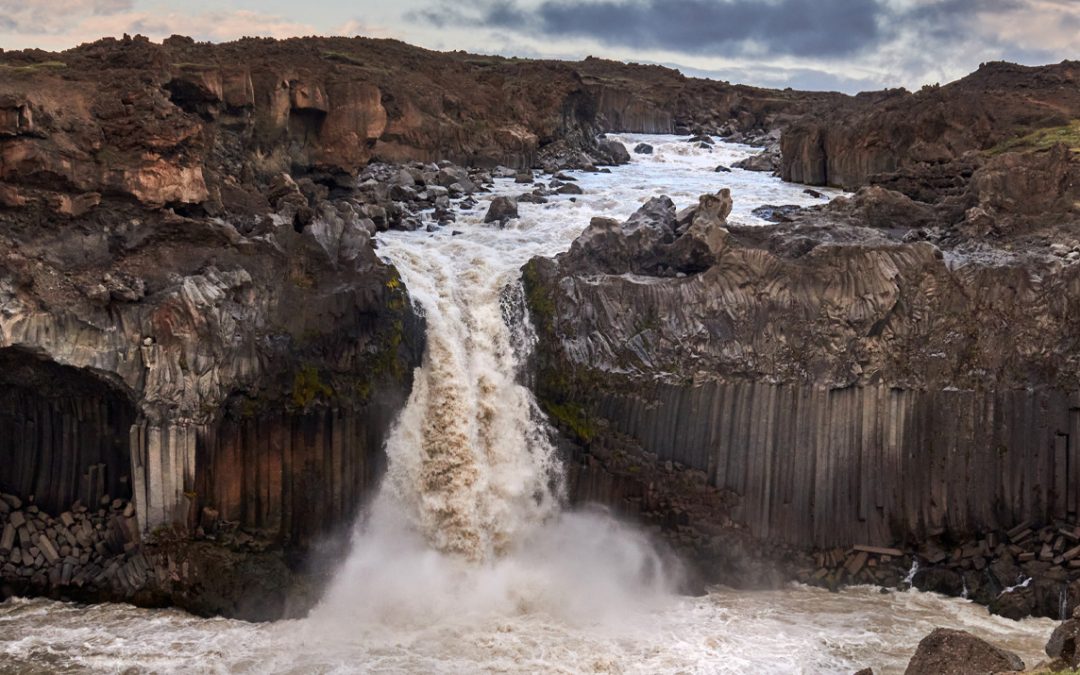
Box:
<box><xmin>0</xmin><ymin>135</ymin><xmax>1058</xmax><ymax>674</ymax></box>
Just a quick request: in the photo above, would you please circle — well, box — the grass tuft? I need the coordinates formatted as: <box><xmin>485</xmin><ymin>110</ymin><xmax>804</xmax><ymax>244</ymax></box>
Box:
<box><xmin>989</xmin><ymin>120</ymin><xmax>1080</xmax><ymax>155</ymax></box>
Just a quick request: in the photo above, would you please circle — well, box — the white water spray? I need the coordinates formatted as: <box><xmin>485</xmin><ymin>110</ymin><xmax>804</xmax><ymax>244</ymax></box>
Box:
<box><xmin>903</xmin><ymin>559</ymin><xmax>920</xmax><ymax>588</ymax></box>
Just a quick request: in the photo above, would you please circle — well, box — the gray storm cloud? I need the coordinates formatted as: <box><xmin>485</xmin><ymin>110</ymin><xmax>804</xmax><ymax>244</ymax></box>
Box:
<box><xmin>420</xmin><ymin>0</ymin><xmax>886</xmax><ymax>58</ymax></box>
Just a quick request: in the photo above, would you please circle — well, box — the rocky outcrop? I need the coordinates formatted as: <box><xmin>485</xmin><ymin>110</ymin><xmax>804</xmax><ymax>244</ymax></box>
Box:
<box><xmin>0</xmin><ymin>34</ymin><xmax>617</xmax><ymax>226</ymax></box>
<box><xmin>576</xmin><ymin>57</ymin><xmax>844</xmax><ymax>138</ymax></box>
<box><xmin>524</xmin><ymin>185</ymin><xmax>1080</xmax><ymax>606</ymax></box>
<box><xmin>780</xmin><ymin>61</ymin><xmax>1080</xmax><ymax>193</ymax></box>
<box><xmin>0</xmin><ymin>51</ymin><xmax>429</xmax><ymax>609</ymax></box>
<box><xmin>904</xmin><ymin>628</ymin><xmax>1024</xmax><ymax>674</ymax></box>
<box><xmin>1046</xmin><ymin>608</ymin><xmax>1080</xmax><ymax>669</ymax></box>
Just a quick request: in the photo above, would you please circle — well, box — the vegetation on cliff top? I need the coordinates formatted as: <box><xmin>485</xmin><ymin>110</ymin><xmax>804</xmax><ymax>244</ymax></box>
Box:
<box><xmin>990</xmin><ymin>120</ymin><xmax>1080</xmax><ymax>155</ymax></box>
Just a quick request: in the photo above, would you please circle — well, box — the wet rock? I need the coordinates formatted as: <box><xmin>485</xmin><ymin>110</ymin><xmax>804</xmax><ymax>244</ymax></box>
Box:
<box><xmin>714</xmin><ymin>165</ymin><xmax>731</xmax><ymax>172</ymax></box>
<box><xmin>733</xmin><ymin>147</ymin><xmax>779</xmax><ymax>172</ymax></box>
<box><xmin>518</xmin><ymin>193</ymin><xmax>549</xmax><ymax>204</ymax></box>
<box><xmin>825</xmin><ymin>186</ymin><xmax>936</xmax><ymax>230</ymax></box>
<box><xmin>634</xmin><ymin>143</ymin><xmax>654</xmax><ymax>155</ymax></box>
<box><xmin>556</xmin><ymin>183</ymin><xmax>584</xmax><ymax>195</ymax></box>
<box><xmin>484</xmin><ymin>196</ymin><xmax>519</xmax><ymax>224</ymax></box>
<box><xmin>515</xmin><ymin>172</ymin><xmax>534</xmax><ymax>184</ymax></box>
<box><xmin>598</xmin><ymin>139</ymin><xmax>631</xmax><ymax>165</ymax></box>
<box><xmin>803</xmin><ymin>188</ymin><xmax>824</xmax><ymax>198</ymax></box>
<box><xmin>751</xmin><ymin>204</ymin><xmax>802</xmax><ymax>222</ymax></box>
<box><xmin>1046</xmin><ymin>610</ymin><xmax>1080</xmax><ymax>668</ymax></box>
<box><xmin>904</xmin><ymin>628</ymin><xmax>1024</xmax><ymax>674</ymax></box>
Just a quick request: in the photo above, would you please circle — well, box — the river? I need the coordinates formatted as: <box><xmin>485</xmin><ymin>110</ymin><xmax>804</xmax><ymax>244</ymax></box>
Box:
<box><xmin>0</xmin><ymin>135</ymin><xmax>1057</xmax><ymax>674</ymax></box>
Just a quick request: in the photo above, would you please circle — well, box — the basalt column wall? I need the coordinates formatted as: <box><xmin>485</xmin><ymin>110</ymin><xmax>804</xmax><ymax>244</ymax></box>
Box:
<box><xmin>191</xmin><ymin>405</ymin><xmax>397</xmax><ymax>548</ymax></box>
<box><xmin>594</xmin><ymin>382</ymin><xmax>1080</xmax><ymax>549</ymax></box>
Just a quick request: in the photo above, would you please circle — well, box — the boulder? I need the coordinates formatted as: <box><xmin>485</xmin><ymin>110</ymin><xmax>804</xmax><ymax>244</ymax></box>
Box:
<box><xmin>483</xmin><ymin>196</ymin><xmax>518</xmax><ymax>224</ymax></box>
<box><xmin>904</xmin><ymin>628</ymin><xmax>1024</xmax><ymax>675</ymax></box>
<box><xmin>733</xmin><ymin>148</ymin><xmax>779</xmax><ymax>172</ymax></box>
<box><xmin>825</xmin><ymin>186</ymin><xmax>937</xmax><ymax>230</ymax></box>
<box><xmin>598</xmin><ymin>139</ymin><xmax>631</xmax><ymax>165</ymax></box>
<box><xmin>634</xmin><ymin>143</ymin><xmax>654</xmax><ymax>155</ymax></box>
<box><xmin>666</xmin><ymin>190</ymin><xmax>731</xmax><ymax>274</ymax></box>
<box><xmin>752</xmin><ymin>204</ymin><xmax>802</xmax><ymax>223</ymax></box>
<box><xmin>556</xmin><ymin>183</ymin><xmax>583</xmax><ymax>195</ymax></box>
<box><xmin>1045</xmin><ymin>608</ymin><xmax>1080</xmax><ymax>668</ymax></box>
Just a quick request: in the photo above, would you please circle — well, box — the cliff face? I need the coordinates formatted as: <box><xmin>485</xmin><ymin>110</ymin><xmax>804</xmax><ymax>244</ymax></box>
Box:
<box><xmin>525</xmin><ymin>172</ymin><xmax>1080</xmax><ymax>556</ymax></box>
<box><xmin>0</xmin><ymin>34</ymin><xmax>608</xmax><ymax>222</ymax></box>
<box><xmin>780</xmin><ymin>61</ymin><xmax>1080</xmax><ymax>192</ymax></box>
<box><xmin>574</xmin><ymin>57</ymin><xmax>844</xmax><ymax>137</ymax></box>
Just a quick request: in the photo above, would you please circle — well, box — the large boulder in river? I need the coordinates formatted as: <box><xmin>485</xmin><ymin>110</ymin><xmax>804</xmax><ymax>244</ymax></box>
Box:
<box><xmin>634</xmin><ymin>143</ymin><xmax>654</xmax><ymax>155</ymax></box>
<box><xmin>598</xmin><ymin>139</ymin><xmax>631</xmax><ymax>165</ymax></box>
<box><xmin>733</xmin><ymin>146</ymin><xmax>780</xmax><ymax>172</ymax></box>
<box><xmin>484</xmin><ymin>196</ymin><xmax>519</xmax><ymax>224</ymax></box>
<box><xmin>1046</xmin><ymin>609</ymin><xmax>1080</xmax><ymax>668</ymax></box>
<box><xmin>904</xmin><ymin>628</ymin><xmax>1024</xmax><ymax>674</ymax></box>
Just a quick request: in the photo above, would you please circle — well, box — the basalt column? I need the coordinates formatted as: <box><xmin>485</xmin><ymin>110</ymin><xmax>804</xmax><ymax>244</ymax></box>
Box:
<box><xmin>593</xmin><ymin>382</ymin><xmax>1080</xmax><ymax>548</ymax></box>
<box><xmin>0</xmin><ymin>348</ymin><xmax>136</xmax><ymax>514</ymax></box>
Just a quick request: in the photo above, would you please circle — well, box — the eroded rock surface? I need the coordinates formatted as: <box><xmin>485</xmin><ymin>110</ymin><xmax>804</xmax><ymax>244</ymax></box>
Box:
<box><xmin>524</xmin><ymin>160</ymin><xmax>1080</xmax><ymax>600</ymax></box>
<box><xmin>904</xmin><ymin>628</ymin><xmax>1024</xmax><ymax>675</ymax></box>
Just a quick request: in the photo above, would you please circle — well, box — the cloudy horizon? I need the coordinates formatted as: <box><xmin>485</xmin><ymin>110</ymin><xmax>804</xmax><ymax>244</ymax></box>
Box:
<box><xmin>0</xmin><ymin>0</ymin><xmax>1076</xmax><ymax>93</ymax></box>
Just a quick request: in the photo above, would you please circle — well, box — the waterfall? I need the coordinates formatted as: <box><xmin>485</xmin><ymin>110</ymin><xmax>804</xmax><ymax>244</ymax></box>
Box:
<box><xmin>373</xmin><ymin>237</ymin><xmax>563</xmax><ymax>562</ymax></box>
<box><xmin>903</xmin><ymin>559</ymin><xmax>920</xmax><ymax>588</ymax></box>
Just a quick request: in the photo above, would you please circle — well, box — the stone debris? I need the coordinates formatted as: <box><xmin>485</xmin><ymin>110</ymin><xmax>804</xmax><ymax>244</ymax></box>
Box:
<box><xmin>795</xmin><ymin>521</ymin><xmax>1080</xmax><ymax>620</ymax></box>
<box><xmin>0</xmin><ymin>492</ymin><xmax>145</xmax><ymax>596</ymax></box>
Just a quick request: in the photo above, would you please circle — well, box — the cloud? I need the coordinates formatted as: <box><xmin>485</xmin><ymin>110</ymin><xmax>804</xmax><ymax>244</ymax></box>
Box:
<box><xmin>335</xmin><ymin>19</ymin><xmax>399</xmax><ymax>39</ymax></box>
<box><xmin>417</xmin><ymin>0</ymin><xmax>888</xmax><ymax>58</ymax></box>
<box><xmin>0</xmin><ymin>6</ymin><xmax>318</xmax><ymax>50</ymax></box>
<box><xmin>0</xmin><ymin>0</ymin><xmax>134</xmax><ymax>35</ymax></box>
<box><xmin>409</xmin><ymin>0</ymin><xmax>1079</xmax><ymax>91</ymax></box>
<box><xmin>677</xmin><ymin>62</ymin><xmax>887</xmax><ymax>93</ymax></box>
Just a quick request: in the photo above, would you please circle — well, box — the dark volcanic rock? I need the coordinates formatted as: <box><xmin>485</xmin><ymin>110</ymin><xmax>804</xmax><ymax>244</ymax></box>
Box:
<box><xmin>751</xmin><ymin>204</ymin><xmax>801</xmax><ymax>222</ymax></box>
<box><xmin>781</xmin><ymin>61</ymin><xmax>1080</xmax><ymax>191</ymax></box>
<box><xmin>1046</xmin><ymin>610</ymin><xmax>1080</xmax><ymax>668</ymax></box>
<box><xmin>523</xmin><ymin>185</ymin><xmax>1080</xmax><ymax>560</ymax></box>
<box><xmin>598</xmin><ymin>139</ymin><xmax>631</xmax><ymax>165</ymax></box>
<box><xmin>484</xmin><ymin>196</ymin><xmax>519</xmax><ymax>224</ymax></box>
<box><xmin>904</xmin><ymin>628</ymin><xmax>1023</xmax><ymax>674</ymax></box>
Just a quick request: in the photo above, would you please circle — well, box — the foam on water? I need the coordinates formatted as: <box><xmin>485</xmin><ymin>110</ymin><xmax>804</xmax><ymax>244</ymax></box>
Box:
<box><xmin>0</xmin><ymin>136</ymin><xmax>1053</xmax><ymax>674</ymax></box>
<box><xmin>0</xmin><ymin>586</ymin><xmax>1056</xmax><ymax>674</ymax></box>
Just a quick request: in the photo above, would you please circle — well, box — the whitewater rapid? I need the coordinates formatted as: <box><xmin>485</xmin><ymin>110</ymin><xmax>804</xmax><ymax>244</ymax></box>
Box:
<box><xmin>0</xmin><ymin>136</ymin><xmax>1056</xmax><ymax>674</ymax></box>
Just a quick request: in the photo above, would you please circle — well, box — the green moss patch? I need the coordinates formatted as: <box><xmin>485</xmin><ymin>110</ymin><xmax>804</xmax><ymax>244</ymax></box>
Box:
<box><xmin>290</xmin><ymin>365</ymin><xmax>333</xmax><ymax>409</ymax></box>
<box><xmin>0</xmin><ymin>61</ymin><xmax>66</xmax><ymax>74</ymax></box>
<box><xmin>989</xmin><ymin>120</ymin><xmax>1080</xmax><ymax>155</ymax></box>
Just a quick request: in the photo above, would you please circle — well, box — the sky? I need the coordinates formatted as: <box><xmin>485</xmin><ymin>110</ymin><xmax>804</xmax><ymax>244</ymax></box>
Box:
<box><xmin>0</xmin><ymin>0</ymin><xmax>1076</xmax><ymax>93</ymax></box>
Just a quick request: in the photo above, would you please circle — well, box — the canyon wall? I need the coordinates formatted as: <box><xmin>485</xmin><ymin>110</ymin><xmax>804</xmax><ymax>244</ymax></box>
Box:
<box><xmin>780</xmin><ymin>61</ymin><xmax>1080</xmax><ymax>192</ymax></box>
<box><xmin>593</xmin><ymin>382</ymin><xmax>1080</xmax><ymax>548</ymax></box>
<box><xmin>576</xmin><ymin>57</ymin><xmax>844</xmax><ymax>136</ymax></box>
<box><xmin>525</xmin><ymin>178</ymin><xmax>1080</xmax><ymax>553</ymax></box>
